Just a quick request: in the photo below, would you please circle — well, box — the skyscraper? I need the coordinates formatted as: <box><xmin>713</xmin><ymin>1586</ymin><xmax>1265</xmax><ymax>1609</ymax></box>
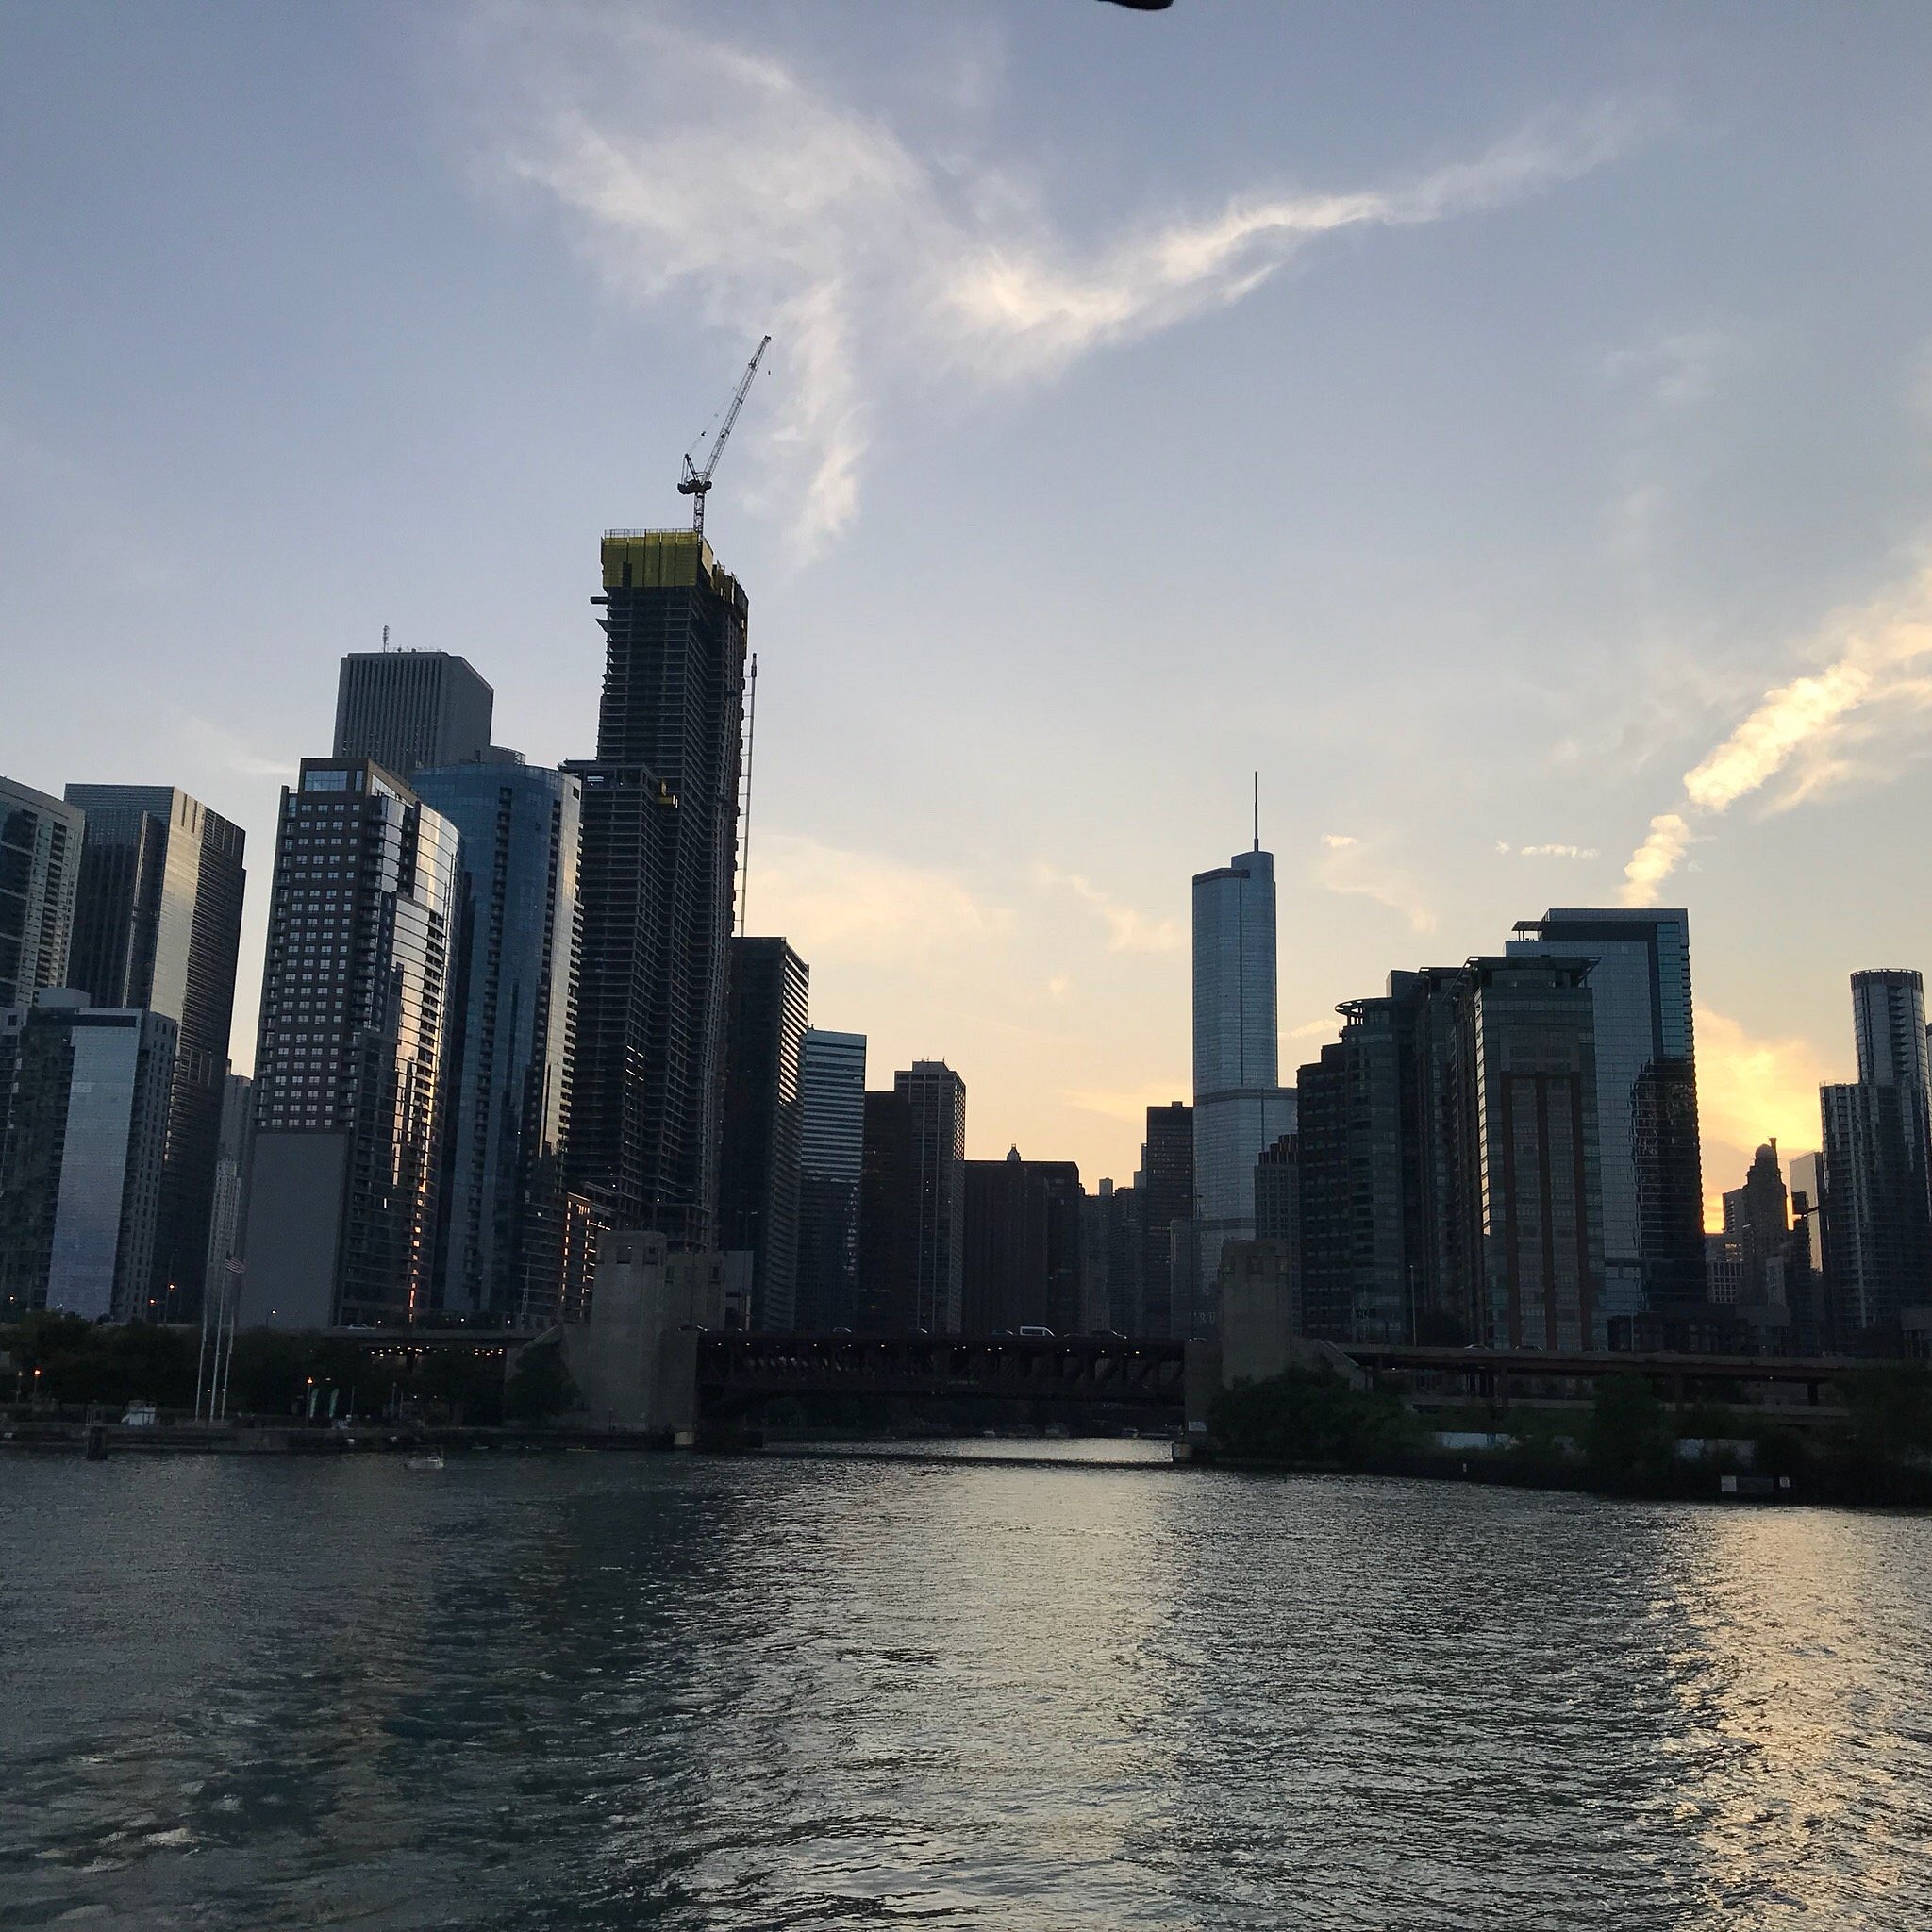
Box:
<box><xmin>0</xmin><ymin>991</ymin><xmax>176</xmax><ymax>1321</ymax></box>
<box><xmin>719</xmin><ymin>938</ymin><xmax>809</xmax><ymax>1329</ymax></box>
<box><xmin>333</xmin><ymin>650</ymin><xmax>494</xmax><ymax>779</ymax></box>
<box><xmin>414</xmin><ymin>755</ymin><xmax>581</xmax><ymax>1325</ymax></box>
<box><xmin>1507</xmin><ymin>908</ymin><xmax>1704</xmax><ymax>1315</ymax></box>
<box><xmin>566</xmin><ymin>530</ymin><xmax>747</xmax><ymax>1249</ymax></box>
<box><xmin>962</xmin><ymin>1149</ymin><xmax>1082</xmax><ymax>1333</ymax></box>
<box><xmin>1191</xmin><ymin>841</ymin><xmax>1294</xmax><ymax>1338</ymax></box>
<box><xmin>896</xmin><ymin>1061</ymin><xmax>967</xmax><ymax>1334</ymax></box>
<box><xmin>1079</xmin><ymin>1177</ymin><xmax>1141</xmax><ymax>1335</ymax></box>
<box><xmin>858</xmin><ymin>1088</ymin><xmax>917</xmax><ymax>1332</ymax></box>
<box><xmin>1139</xmin><ymin>1101</ymin><xmax>1193</xmax><ymax>1338</ymax></box>
<box><xmin>795</xmin><ymin>1027</ymin><xmax>865</xmax><ymax>1331</ymax></box>
<box><xmin>240</xmin><ymin>758</ymin><xmax>461</xmax><ymax>1329</ymax></box>
<box><xmin>1819</xmin><ymin>969</ymin><xmax>1932</xmax><ymax>1343</ymax></box>
<box><xmin>63</xmin><ymin>785</ymin><xmax>246</xmax><ymax>1319</ymax></box>
<box><xmin>0</xmin><ymin>776</ymin><xmax>83</xmax><ymax>1011</ymax></box>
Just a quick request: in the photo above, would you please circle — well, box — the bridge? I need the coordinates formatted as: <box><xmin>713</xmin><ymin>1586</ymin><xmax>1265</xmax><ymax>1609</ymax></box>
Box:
<box><xmin>694</xmin><ymin>1331</ymin><xmax>1191</xmax><ymax>1421</ymax></box>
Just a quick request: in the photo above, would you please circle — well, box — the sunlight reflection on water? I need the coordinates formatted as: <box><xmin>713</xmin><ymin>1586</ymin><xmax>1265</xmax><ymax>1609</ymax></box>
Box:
<box><xmin>2</xmin><ymin>1453</ymin><xmax>1929</xmax><ymax>1929</ymax></box>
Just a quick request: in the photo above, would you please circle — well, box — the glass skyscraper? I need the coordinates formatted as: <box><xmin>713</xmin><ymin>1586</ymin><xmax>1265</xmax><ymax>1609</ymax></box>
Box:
<box><xmin>719</xmin><ymin>938</ymin><xmax>809</xmax><ymax>1330</ymax></box>
<box><xmin>567</xmin><ymin>529</ymin><xmax>746</xmax><ymax>1249</ymax></box>
<box><xmin>795</xmin><ymin>1027</ymin><xmax>865</xmax><ymax>1331</ymax></box>
<box><xmin>0</xmin><ymin>776</ymin><xmax>82</xmax><ymax>1012</ymax></box>
<box><xmin>241</xmin><ymin>757</ymin><xmax>461</xmax><ymax>1329</ymax></box>
<box><xmin>1507</xmin><ymin>908</ymin><xmax>1704</xmax><ymax>1315</ymax></box>
<box><xmin>0</xmin><ymin>991</ymin><xmax>176</xmax><ymax>1321</ymax></box>
<box><xmin>64</xmin><ymin>785</ymin><xmax>246</xmax><ymax>1320</ymax></box>
<box><xmin>414</xmin><ymin>755</ymin><xmax>581</xmax><ymax>1326</ymax></box>
<box><xmin>1819</xmin><ymin>969</ymin><xmax>1932</xmax><ymax>1341</ymax></box>
<box><xmin>1191</xmin><ymin>842</ymin><xmax>1294</xmax><ymax>1338</ymax></box>
<box><xmin>333</xmin><ymin>650</ymin><xmax>495</xmax><ymax>780</ymax></box>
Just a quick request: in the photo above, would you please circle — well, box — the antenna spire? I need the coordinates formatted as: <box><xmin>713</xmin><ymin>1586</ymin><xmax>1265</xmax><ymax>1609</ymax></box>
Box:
<box><xmin>1253</xmin><ymin>771</ymin><xmax>1259</xmax><ymax>852</ymax></box>
<box><xmin>382</xmin><ymin>624</ymin><xmax>390</xmax><ymax>653</ymax></box>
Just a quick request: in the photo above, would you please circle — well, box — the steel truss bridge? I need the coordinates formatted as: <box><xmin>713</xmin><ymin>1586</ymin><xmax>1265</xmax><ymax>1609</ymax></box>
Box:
<box><xmin>693</xmin><ymin>1331</ymin><xmax>1190</xmax><ymax>1418</ymax></box>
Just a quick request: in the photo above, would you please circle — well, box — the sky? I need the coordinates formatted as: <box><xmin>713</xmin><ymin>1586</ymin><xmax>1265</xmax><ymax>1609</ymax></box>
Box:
<box><xmin>7</xmin><ymin>3</ymin><xmax>1932</xmax><ymax>1223</ymax></box>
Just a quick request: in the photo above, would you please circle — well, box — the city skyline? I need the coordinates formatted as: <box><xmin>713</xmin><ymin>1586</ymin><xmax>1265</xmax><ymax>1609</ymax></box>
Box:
<box><xmin>11</xmin><ymin>6</ymin><xmax>1932</xmax><ymax>1210</ymax></box>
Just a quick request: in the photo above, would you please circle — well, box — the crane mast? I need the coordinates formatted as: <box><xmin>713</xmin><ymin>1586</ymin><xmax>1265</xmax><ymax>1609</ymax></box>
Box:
<box><xmin>678</xmin><ymin>334</ymin><xmax>771</xmax><ymax>537</ymax></box>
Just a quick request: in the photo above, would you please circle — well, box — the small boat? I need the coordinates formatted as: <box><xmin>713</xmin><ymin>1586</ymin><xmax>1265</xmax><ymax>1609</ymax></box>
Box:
<box><xmin>406</xmin><ymin>1451</ymin><xmax>445</xmax><ymax>1472</ymax></box>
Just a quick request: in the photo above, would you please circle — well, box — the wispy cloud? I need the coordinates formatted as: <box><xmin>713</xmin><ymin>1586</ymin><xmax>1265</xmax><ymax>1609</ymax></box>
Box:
<box><xmin>1314</xmin><ymin>832</ymin><xmax>1437</xmax><ymax>934</ymax></box>
<box><xmin>1059</xmin><ymin>1085</ymin><xmax>1187</xmax><ymax>1124</ymax></box>
<box><xmin>1620</xmin><ymin>566</ymin><xmax>1932</xmax><ymax>902</ymax></box>
<box><xmin>471</xmin><ymin>8</ymin><xmax>1645</xmax><ymax>555</ymax></box>
<box><xmin>1497</xmin><ymin>840</ymin><xmax>1600</xmax><ymax>858</ymax></box>
<box><xmin>1035</xmin><ymin>862</ymin><xmax>1180</xmax><ymax>953</ymax></box>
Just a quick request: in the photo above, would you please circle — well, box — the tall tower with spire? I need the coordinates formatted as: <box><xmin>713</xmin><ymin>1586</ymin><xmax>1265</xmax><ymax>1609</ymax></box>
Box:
<box><xmin>1189</xmin><ymin>799</ymin><xmax>1294</xmax><ymax>1340</ymax></box>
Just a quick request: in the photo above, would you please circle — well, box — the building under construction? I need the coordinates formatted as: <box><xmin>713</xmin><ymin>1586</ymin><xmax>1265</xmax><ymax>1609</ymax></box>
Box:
<box><xmin>566</xmin><ymin>529</ymin><xmax>748</xmax><ymax>1249</ymax></box>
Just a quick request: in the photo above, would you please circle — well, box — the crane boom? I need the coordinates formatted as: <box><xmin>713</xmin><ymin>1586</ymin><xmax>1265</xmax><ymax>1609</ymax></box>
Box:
<box><xmin>678</xmin><ymin>334</ymin><xmax>771</xmax><ymax>536</ymax></box>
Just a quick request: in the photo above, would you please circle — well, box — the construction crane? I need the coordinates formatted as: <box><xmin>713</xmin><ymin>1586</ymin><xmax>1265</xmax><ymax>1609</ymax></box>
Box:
<box><xmin>678</xmin><ymin>334</ymin><xmax>771</xmax><ymax>538</ymax></box>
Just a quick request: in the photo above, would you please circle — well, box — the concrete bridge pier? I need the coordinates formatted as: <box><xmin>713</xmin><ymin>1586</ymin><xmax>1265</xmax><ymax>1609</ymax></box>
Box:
<box><xmin>560</xmin><ymin>1231</ymin><xmax>726</xmax><ymax>1437</ymax></box>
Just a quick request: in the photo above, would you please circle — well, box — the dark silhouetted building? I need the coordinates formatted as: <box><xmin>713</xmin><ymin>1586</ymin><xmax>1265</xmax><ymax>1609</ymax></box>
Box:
<box><xmin>1140</xmin><ymin>1101</ymin><xmax>1193</xmax><ymax>1337</ymax></box>
<box><xmin>0</xmin><ymin>776</ymin><xmax>82</xmax><ymax>1011</ymax></box>
<box><xmin>796</xmin><ymin>1028</ymin><xmax>865</xmax><ymax>1331</ymax></box>
<box><xmin>333</xmin><ymin>650</ymin><xmax>494</xmax><ymax>779</ymax></box>
<box><xmin>858</xmin><ymin>1089</ymin><xmax>917</xmax><ymax>1332</ymax></box>
<box><xmin>1820</xmin><ymin>969</ymin><xmax>1932</xmax><ymax>1347</ymax></box>
<box><xmin>240</xmin><ymin>758</ymin><xmax>461</xmax><ymax>1328</ymax></box>
<box><xmin>1507</xmin><ymin>909</ymin><xmax>1704</xmax><ymax>1317</ymax></box>
<box><xmin>0</xmin><ymin>991</ymin><xmax>175</xmax><ymax>1321</ymax></box>
<box><xmin>202</xmin><ymin>1072</ymin><xmax>253</xmax><ymax>1315</ymax></box>
<box><xmin>64</xmin><ymin>785</ymin><xmax>246</xmax><ymax>1320</ymax></box>
<box><xmin>414</xmin><ymin>756</ymin><xmax>581</xmax><ymax>1325</ymax></box>
<box><xmin>566</xmin><ymin>530</ymin><xmax>746</xmax><ymax>1250</ymax></box>
<box><xmin>1080</xmin><ymin>1177</ymin><xmax>1141</xmax><ymax>1335</ymax></box>
<box><xmin>963</xmin><ymin>1148</ymin><xmax>1082</xmax><ymax>1333</ymax></box>
<box><xmin>719</xmin><ymin>937</ymin><xmax>808</xmax><ymax>1330</ymax></box>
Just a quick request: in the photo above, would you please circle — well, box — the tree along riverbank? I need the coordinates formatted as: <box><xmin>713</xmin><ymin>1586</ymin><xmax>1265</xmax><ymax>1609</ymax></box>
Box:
<box><xmin>1206</xmin><ymin>1364</ymin><xmax>1932</xmax><ymax>1507</ymax></box>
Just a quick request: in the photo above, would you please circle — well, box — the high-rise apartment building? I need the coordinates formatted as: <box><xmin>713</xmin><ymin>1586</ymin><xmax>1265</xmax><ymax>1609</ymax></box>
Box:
<box><xmin>962</xmin><ymin>1149</ymin><xmax>1082</xmax><ymax>1333</ymax></box>
<box><xmin>0</xmin><ymin>991</ymin><xmax>176</xmax><ymax>1321</ymax></box>
<box><xmin>1191</xmin><ymin>841</ymin><xmax>1294</xmax><ymax>1338</ymax></box>
<box><xmin>719</xmin><ymin>938</ymin><xmax>808</xmax><ymax>1330</ymax></box>
<box><xmin>63</xmin><ymin>785</ymin><xmax>245</xmax><ymax>1319</ymax></box>
<box><xmin>414</xmin><ymin>756</ymin><xmax>581</xmax><ymax>1325</ymax></box>
<box><xmin>795</xmin><ymin>1028</ymin><xmax>865</xmax><ymax>1331</ymax></box>
<box><xmin>1819</xmin><ymin>969</ymin><xmax>1932</xmax><ymax>1343</ymax></box>
<box><xmin>0</xmin><ymin>776</ymin><xmax>83</xmax><ymax>1011</ymax></box>
<box><xmin>566</xmin><ymin>530</ymin><xmax>747</xmax><ymax>1250</ymax></box>
<box><xmin>240</xmin><ymin>758</ymin><xmax>461</xmax><ymax>1329</ymax></box>
<box><xmin>1140</xmin><ymin>1101</ymin><xmax>1194</xmax><ymax>1337</ymax></box>
<box><xmin>333</xmin><ymin>650</ymin><xmax>494</xmax><ymax>779</ymax></box>
<box><xmin>1296</xmin><ymin>958</ymin><xmax>1606</xmax><ymax>1348</ymax></box>
<box><xmin>1507</xmin><ymin>908</ymin><xmax>1704</xmax><ymax>1315</ymax></box>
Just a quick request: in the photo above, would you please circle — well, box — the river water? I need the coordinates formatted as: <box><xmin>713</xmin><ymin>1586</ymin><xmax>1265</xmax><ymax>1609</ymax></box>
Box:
<box><xmin>3</xmin><ymin>1443</ymin><xmax>1930</xmax><ymax>1930</ymax></box>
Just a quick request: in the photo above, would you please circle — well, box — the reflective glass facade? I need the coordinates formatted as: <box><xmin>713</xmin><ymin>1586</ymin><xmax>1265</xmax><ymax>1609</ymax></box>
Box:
<box><xmin>0</xmin><ymin>776</ymin><xmax>82</xmax><ymax>1011</ymax></box>
<box><xmin>242</xmin><ymin>758</ymin><xmax>460</xmax><ymax>1326</ymax></box>
<box><xmin>1191</xmin><ymin>845</ymin><xmax>1291</xmax><ymax>1337</ymax></box>
<box><xmin>795</xmin><ymin>1028</ymin><xmax>865</xmax><ymax>1331</ymax></box>
<box><xmin>414</xmin><ymin>759</ymin><xmax>581</xmax><ymax>1325</ymax></box>
<box><xmin>0</xmin><ymin>996</ymin><xmax>175</xmax><ymax>1321</ymax></box>
<box><xmin>64</xmin><ymin>785</ymin><xmax>245</xmax><ymax>1320</ymax></box>
<box><xmin>1507</xmin><ymin>909</ymin><xmax>1703</xmax><ymax>1314</ymax></box>
<box><xmin>719</xmin><ymin>938</ymin><xmax>809</xmax><ymax>1330</ymax></box>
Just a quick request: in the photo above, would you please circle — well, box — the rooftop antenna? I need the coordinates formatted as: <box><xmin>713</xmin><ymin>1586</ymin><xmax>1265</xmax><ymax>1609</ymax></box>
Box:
<box><xmin>737</xmin><ymin>652</ymin><xmax>758</xmax><ymax>937</ymax></box>
<box><xmin>1253</xmin><ymin>771</ymin><xmax>1260</xmax><ymax>852</ymax></box>
<box><xmin>382</xmin><ymin>625</ymin><xmax>390</xmax><ymax>653</ymax></box>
